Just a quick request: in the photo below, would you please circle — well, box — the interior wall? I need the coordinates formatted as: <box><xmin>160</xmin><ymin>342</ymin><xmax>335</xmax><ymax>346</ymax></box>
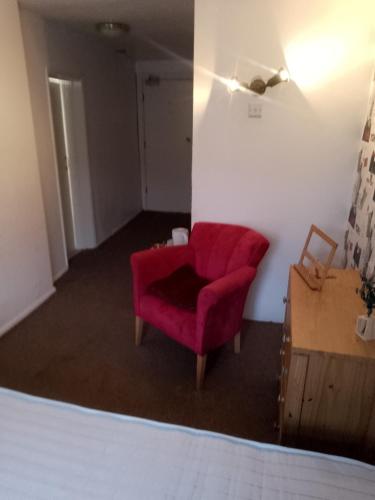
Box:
<box><xmin>46</xmin><ymin>21</ymin><xmax>142</xmax><ymax>245</ymax></box>
<box><xmin>345</xmin><ymin>69</ymin><xmax>375</xmax><ymax>276</ymax></box>
<box><xmin>0</xmin><ymin>0</ymin><xmax>54</xmax><ymax>336</ymax></box>
<box><xmin>193</xmin><ymin>0</ymin><xmax>375</xmax><ymax>322</ymax></box>
<box><xmin>20</xmin><ymin>9</ymin><xmax>68</xmax><ymax>280</ymax></box>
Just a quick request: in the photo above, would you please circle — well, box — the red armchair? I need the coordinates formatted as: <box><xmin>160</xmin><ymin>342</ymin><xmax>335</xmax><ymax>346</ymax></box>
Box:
<box><xmin>130</xmin><ymin>222</ymin><xmax>269</xmax><ymax>389</ymax></box>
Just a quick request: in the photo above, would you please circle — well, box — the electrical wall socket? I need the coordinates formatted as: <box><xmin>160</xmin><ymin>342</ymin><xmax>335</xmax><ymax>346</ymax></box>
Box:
<box><xmin>248</xmin><ymin>102</ymin><xmax>262</xmax><ymax>118</ymax></box>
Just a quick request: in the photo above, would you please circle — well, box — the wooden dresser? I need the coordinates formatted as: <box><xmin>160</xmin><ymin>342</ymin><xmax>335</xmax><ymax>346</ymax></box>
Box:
<box><xmin>279</xmin><ymin>266</ymin><xmax>375</xmax><ymax>450</ymax></box>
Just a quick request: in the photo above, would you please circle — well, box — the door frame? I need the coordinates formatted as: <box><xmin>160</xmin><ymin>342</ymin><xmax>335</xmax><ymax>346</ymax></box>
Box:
<box><xmin>45</xmin><ymin>71</ymin><xmax>69</xmax><ymax>279</ymax></box>
<box><xmin>135</xmin><ymin>61</ymin><xmax>193</xmax><ymax>210</ymax></box>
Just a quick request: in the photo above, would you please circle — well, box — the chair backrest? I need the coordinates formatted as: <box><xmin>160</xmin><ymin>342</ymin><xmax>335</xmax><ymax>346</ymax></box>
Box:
<box><xmin>189</xmin><ymin>222</ymin><xmax>269</xmax><ymax>281</ymax></box>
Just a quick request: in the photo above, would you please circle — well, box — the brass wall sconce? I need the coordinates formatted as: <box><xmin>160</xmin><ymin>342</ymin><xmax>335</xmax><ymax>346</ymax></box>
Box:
<box><xmin>227</xmin><ymin>67</ymin><xmax>289</xmax><ymax>95</ymax></box>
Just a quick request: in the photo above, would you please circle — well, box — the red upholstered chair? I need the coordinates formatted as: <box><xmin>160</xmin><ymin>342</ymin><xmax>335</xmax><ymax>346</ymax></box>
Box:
<box><xmin>130</xmin><ymin>222</ymin><xmax>269</xmax><ymax>389</ymax></box>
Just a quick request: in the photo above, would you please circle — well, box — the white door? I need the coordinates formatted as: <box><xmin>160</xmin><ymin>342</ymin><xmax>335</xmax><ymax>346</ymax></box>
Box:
<box><xmin>143</xmin><ymin>79</ymin><xmax>192</xmax><ymax>213</ymax></box>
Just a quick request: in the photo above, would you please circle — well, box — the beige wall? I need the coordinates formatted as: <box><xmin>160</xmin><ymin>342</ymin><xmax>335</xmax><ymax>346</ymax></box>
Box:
<box><xmin>193</xmin><ymin>0</ymin><xmax>375</xmax><ymax>321</ymax></box>
<box><xmin>20</xmin><ymin>9</ymin><xmax>68</xmax><ymax>280</ymax></box>
<box><xmin>0</xmin><ymin>0</ymin><xmax>54</xmax><ymax>335</ymax></box>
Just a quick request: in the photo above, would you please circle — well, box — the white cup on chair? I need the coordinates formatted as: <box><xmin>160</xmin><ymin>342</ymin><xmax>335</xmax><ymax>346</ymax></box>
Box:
<box><xmin>172</xmin><ymin>227</ymin><xmax>189</xmax><ymax>246</ymax></box>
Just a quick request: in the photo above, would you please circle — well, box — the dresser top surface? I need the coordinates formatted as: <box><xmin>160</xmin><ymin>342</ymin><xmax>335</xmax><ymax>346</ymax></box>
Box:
<box><xmin>290</xmin><ymin>266</ymin><xmax>375</xmax><ymax>359</ymax></box>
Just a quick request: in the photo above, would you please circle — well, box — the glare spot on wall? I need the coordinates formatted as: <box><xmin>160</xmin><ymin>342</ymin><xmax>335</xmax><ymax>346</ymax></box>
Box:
<box><xmin>285</xmin><ymin>36</ymin><xmax>345</xmax><ymax>89</ymax></box>
<box><xmin>285</xmin><ymin>11</ymin><xmax>373</xmax><ymax>91</ymax></box>
<box><xmin>194</xmin><ymin>85</ymin><xmax>211</xmax><ymax>110</ymax></box>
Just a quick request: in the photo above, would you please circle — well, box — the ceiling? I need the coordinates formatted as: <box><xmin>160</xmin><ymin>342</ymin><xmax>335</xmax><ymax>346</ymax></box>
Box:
<box><xmin>19</xmin><ymin>0</ymin><xmax>194</xmax><ymax>60</ymax></box>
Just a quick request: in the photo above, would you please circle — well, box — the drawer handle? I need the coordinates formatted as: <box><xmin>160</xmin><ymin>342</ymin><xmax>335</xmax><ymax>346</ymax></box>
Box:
<box><xmin>282</xmin><ymin>333</ymin><xmax>291</xmax><ymax>344</ymax></box>
<box><xmin>280</xmin><ymin>348</ymin><xmax>285</xmax><ymax>356</ymax></box>
<box><xmin>278</xmin><ymin>394</ymin><xmax>285</xmax><ymax>404</ymax></box>
<box><xmin>280</xmin><ymin>366</ymin><xmax>288</xmax><ymax>376</ymax></box>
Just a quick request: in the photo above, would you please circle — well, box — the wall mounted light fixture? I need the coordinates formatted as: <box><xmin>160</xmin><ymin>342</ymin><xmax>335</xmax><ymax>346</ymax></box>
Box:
<box><xmin>227</xmin><ymin>67</ymin><xmax>289</xmax><ymax>95</ymax></box>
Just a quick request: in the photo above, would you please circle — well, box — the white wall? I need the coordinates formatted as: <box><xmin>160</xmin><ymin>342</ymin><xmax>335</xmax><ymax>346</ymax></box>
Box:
<box><xmin>46</xmin><ymin>21</ymin><xmax>142</xmax><ymax>245</ymax></box>
<box><xmin>20</xmin><ymin>9</ymin><xmax>68</xmax><ymax>280</ymax></box>
<box><xmin>136</xmin><ymin>60</ymin><xmax>193</xmax><ymax>79</ymax></box>
<box><xmin>0</xmin><ymin>0</ymin><xmax>54</xmax><ymax>336</ymax></box>
<box><xmin>193</xmin><ymin>0</ymin><xmax>375</xmax><ymax>322</ymax></box>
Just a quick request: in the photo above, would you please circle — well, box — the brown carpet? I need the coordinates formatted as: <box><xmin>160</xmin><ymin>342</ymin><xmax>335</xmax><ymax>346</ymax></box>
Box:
<box><xmin>1</xmin><ymin>211</ymin><xmax>373</xmax><ymax>463</ymax></box>
<box><xmin>0</xmin><ymin>212</ymin><xmax>281</xmax><ymax>444</ymax></box>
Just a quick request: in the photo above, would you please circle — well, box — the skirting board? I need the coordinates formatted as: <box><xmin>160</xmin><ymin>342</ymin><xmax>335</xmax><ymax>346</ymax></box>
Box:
<box><xmin>0</xmin><ymin>287</ymin><xmax>56</xmax><ymax>338</ymax></box>
<box><xmin>53</xmin><ymin>264</ymin><xmax>69</xmax><ymax>282</ymax></box>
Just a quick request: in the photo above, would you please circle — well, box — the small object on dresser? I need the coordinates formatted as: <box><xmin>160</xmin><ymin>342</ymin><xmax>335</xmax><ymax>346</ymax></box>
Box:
<box><xmin>356</xmin><ymin>275</ymin><xmax>375</xmax><ymax>341</ymax></box>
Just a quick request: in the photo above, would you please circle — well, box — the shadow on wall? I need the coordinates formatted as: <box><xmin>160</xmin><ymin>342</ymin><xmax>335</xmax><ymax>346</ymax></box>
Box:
<box><xmin>195</xmin><ymin>0</ymin><xmax>374</xmax><ymax>127</ymax></box>
<box><xmin>193</xmin><ymin>0</ymin><xmax>318</xmax><ymax>140</ymax></box>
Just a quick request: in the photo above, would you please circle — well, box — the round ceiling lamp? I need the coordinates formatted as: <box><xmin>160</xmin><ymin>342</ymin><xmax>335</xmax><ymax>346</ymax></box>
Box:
<box><xmin>95</xmin><ymin>22</ymin><xmax>130</xmax><ymax>37</ymax></box>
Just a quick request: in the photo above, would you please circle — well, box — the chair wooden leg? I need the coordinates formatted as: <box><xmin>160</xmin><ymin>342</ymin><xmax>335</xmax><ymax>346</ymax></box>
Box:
<box><xmin>234</xmin><ymin>332</ymin><xmax>241</xmax><ymax>354</ymax></box>
<box><xmin>135</xmin><ymin>316</ymin><xmax>144</xmax><ymax>346</ymax></box>
<box><xmin>196</xmin><ymin>354</ymin><xmax>207</xmax><ymax>390</ymax></box>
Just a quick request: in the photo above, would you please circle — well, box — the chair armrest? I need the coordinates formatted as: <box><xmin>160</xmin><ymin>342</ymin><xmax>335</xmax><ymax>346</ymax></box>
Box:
<box><xmin>131</xmin><ymin>246</ymin><xmax>193</xmax><ymax>312</ymax></box>
<box><xmin>198</xmin><ymin>266</ymin><xmax>256</xmax><ymax>309</ymax></box>
<box><xmin>195</xmin><ymin>266</ymin><xmax>256</xmax><ymax>354</ymax></box>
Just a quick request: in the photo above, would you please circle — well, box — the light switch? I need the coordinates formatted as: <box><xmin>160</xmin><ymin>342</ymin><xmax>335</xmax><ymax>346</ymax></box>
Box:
<box><xmin>248</xmin><ymin>102</ymin><xmax>262</xmax><ymax>118</ymax></box>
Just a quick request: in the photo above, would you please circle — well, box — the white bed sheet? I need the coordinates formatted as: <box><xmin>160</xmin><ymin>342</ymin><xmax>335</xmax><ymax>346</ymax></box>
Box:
<box><xmin>0</xmin><ymin>387</ymin><xmax>374</xmax><ymax>500</ymax></box>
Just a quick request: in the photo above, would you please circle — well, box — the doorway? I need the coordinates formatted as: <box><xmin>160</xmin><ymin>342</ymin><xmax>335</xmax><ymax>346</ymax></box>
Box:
<box><xmin>48</xmin><ymin>77</ymin><xmax>96</xmax><ymax>259</ymax></box>
<box><xmin>141</xmin><ymin>76</ymin><xmax>193</xmax><ymax>213</ymax></box>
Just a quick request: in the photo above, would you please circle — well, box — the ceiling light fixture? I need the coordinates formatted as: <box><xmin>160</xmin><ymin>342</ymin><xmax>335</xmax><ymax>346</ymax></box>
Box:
<box><xmin>96</xmin><ymin>22</ymin><xmax>130</xmax><ymax>37</ymax></box>
<box><xmin>227</xmin><ymin>67</ymin><xmax>289</xmax><ymax>95</ymax></box>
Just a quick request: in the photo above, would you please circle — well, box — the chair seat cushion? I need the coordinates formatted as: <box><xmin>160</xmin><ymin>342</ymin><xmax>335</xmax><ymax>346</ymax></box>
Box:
<box><xmin>139</xmin><ymin>294</ymin><xmax>197</xmax><ymax>352</ymax></box>
<box><xmin>147</xmin><ymin>265</ymin><xmax>210</xmax><ymax>311</ymax></box>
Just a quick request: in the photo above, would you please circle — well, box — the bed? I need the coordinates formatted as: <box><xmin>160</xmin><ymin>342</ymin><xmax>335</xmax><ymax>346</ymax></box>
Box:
<box><xmin>0</xmin><ymin>387</ymin><xmax>374</xmax><ymax>499</ymax></box>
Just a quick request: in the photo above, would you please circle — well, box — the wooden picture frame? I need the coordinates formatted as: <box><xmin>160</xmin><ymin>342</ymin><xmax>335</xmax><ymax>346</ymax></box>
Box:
<box><xmin>294</xmin><ymin>224</ymin><xmax>338</xmax><ymax>291</ymax></box>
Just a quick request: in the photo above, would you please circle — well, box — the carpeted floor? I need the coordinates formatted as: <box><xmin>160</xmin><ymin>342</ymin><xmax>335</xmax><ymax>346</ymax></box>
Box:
<box><xmin>1</xmin><ymin>210</ymin><xmax>374</xmax><ymax>464</ymax></box>
<box><xmin>0</xmin><ymin>211</ymin><xmax>282</xmax><ymax>445</ymax></box>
